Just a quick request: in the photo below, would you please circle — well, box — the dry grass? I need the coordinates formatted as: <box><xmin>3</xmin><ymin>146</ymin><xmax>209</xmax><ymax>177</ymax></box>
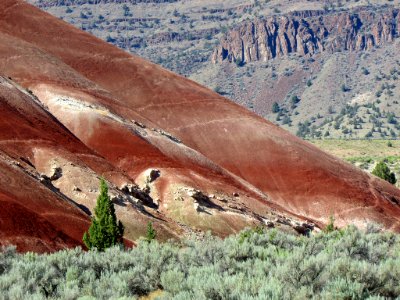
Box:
<box><xmin>140</xmin><ymin>289</ymin><xmax>164</xmax><ymax>300</ymax></box>
<box><xmin>309</xmin><ymin>139</ymin><xmax>400</xmax><ymax>159</ymax></box>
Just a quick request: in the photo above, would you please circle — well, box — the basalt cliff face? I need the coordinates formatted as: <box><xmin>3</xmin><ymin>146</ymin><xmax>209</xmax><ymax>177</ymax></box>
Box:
<box><xmin>1</xmin><ymin>0</ymin><xmax>400</xmax><ymax>252</ymax></box>
<box><xmin>212</xmin><ymin>8</ymin><xmax>400</xmax><ymax>63</ymax></box>
<box><xmin>33</xmin><ymin>0</ymin><xmax>178</xmax><ymax>7</ymax></box>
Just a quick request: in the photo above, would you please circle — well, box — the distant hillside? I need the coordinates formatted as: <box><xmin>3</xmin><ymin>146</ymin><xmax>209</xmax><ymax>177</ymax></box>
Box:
<box><xmin>27</xmin><ymin>0</ymin><xmax>400</xmax><ymax>139</ymax></box>
<box><xmin>26</xmin><ymin>0</ymin><xmax>400</xmax><ymax>139</ymax></box>
<box><xmin>208</xmin><ymin>6</ymin><xmax>400</xmax><ymax>140</ymax></box>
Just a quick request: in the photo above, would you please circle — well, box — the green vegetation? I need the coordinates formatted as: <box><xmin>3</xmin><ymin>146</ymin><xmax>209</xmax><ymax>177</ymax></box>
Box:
<box><xmin>291</xmin><ymin>95</ymin><xmax>300</xmax><ymax>104</ymax></box>
<box><xmin>145</xmin><ymin>221</ymin><xmax>157</xmax><ymax>242</ymax></box>
<box><xmin>272</xmin><ymin>101</ymin><xmax>280</xmax><ymax>113</ymax></box>
<box><xmin>290</xmin><ymin>95</ymin><xmax>300</xmax><ymax>108</ymax></box>
<box><xmin>1</xmin><ymin>226</ymin><xmax>399</xmax><ymax>299</ymax></box>
<box><xmin>83</xmin><ymin>179</ymin><xmax>124</xmax><ymax>251</ymax></box>
<box><xmin>361</xmin><ymin>67</ymin><xmax>370</xmax><ymax>75</ymax></box>
<box><xmin>235</xmin><ymin>57</ymin><xmax>244</xmax><ymax>67</ymax></box>
<box><xmin>387</xmin><ymin>112</ymin><xmax>397</xmax><ymax>125</ymax></box>
<box><xmin>372</xmin><ymin>161</ymin><xmax>397</xmax><ymax>184</ymax></box>
<box><xmin>296</xmin><ymin>95</ymin><xmax>400</xmax><ymax>139</ymax></box>
<box><xmin>324</xmin><ymin>216</ymin><xmax>336</xmax><ymax>233</ymax></box>
<box><xmin>213</xmin><ymin>86</ymin><xmax>222</xmax><ymax>94</ymax></box>
<box><xmin>341</xmin><ymin>83</ymin><xmax>349</xmax><ymax>92</ymax></box>
<box><xmin>273</xmin><ymin>7</ymin><xmax>281</xmax><ymax>13</ymax></box>
<box><xmin>309</xmin><ymin>139</ymin><xmax>400</xmax><ymax>186</ymax></box>
<box><xmin>282</xmin><ymin>115</ymin><xmax>291</xmax><ymax>125</ymax></box>
<box><xmin>309</xmin><ymin>139</ymin><xmax>400</xmax><ymax>159</ymax></box>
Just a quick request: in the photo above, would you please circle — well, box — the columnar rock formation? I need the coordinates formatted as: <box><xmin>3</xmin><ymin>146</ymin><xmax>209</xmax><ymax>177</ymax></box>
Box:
<box><xmin>31</xmin><ymin>0</ymin><xmax>178</xmax><ymax>8</ymax></box>
<box><xmin>212</xmin><ymin>8</ymin><xmax>400</xmax><ymax>63</ymax></box>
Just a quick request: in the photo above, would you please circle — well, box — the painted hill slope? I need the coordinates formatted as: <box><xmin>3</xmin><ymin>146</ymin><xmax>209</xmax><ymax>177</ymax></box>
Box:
<box><xmin>0</xmin><ymin>0</ymin><xmax>399</xmax><ymax>252</ymax></box>
<box><xmin>0</xmin><ymin>75</ymin><xmax>279</xmax><ymax>251</ymax></box>
<box><xmin>0</xmin><ymin>77</ymin><xmax>92</xmax><ymax>252</ymax></box>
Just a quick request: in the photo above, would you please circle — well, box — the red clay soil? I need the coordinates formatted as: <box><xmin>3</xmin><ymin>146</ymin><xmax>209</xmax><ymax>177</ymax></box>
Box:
<box><xmin>0</xmin><ymin>63</ymin><xmax>274</xmax><ymax>252</ymax></box>
<box><xmin>0</xmin><ymin>78</ymin><xmax>133</xmax><ymax>183</ymax></box>
<box><xmin>0</xmin><ymin>159</ymin><xmax>89</xmax><ymax>253</ymax></box>
<box><xmin>0</xmin><ymin>0</ymin><xmax>399</xmax><ymax>243</ymax></box>
<box><xmin>0</xmin><ymin>80</ymin><xmax>87</xmax><ymax>252</ymax></box>
<box><xmin>0</xmin><ymin>78</ymin><xmax>130</xmax><ymax>251</ymax></box>
<box><xmin>47</xmin><ymin>104</ymin><xmax>269</xmax><ymax>198</ymax></box>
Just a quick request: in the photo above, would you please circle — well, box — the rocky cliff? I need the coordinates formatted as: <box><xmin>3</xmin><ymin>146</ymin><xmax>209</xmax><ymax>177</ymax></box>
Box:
<box><xmin>31</xmin><ymin>0</ymin><xmax>178</xmax><ymax>7</ymax></box>
<box><xmin>212</xmin><ymin>8</ymin><xmax>400</xmax><ymax>63</ymax></box>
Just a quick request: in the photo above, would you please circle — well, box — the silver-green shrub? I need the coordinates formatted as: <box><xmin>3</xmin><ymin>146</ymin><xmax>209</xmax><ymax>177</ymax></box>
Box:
<box><xmin>0</xmin><ymin>225</ymin><xmax>399</xmax><ymax>299</ymax></box>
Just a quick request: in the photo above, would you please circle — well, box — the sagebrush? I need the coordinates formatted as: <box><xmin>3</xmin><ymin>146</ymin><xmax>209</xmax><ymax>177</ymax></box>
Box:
<box><xmin>1</xmin><ymin>225</ymin><xmax>399</xmax><ymax>299</ymax></box>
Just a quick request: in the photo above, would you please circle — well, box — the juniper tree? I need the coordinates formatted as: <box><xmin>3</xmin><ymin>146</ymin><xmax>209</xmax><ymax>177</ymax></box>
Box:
<box><xmin>83</xmin><ymin>179</ymin><xmax>124</xmax><ymax>251</ymax></box>
<box><xmin>272</xmin><ymin>102</ymin><xmax>280</xmax><ymax>113</ymax></box>
<box><xmin>372</xmin><ymin>161</ymin><xmax>397</xmax><ymax>185</ymax></box>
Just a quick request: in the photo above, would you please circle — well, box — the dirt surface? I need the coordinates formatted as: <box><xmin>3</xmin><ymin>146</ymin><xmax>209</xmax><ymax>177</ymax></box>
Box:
<box><xmin>0</xmin><ymin>82</ymin><xmax>91</xmax><ymax>252</ymax></box>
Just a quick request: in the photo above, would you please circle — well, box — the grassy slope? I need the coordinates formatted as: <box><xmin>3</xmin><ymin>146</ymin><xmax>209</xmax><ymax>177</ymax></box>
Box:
<box><xmin>310</xmin><ymin>139</ymin><xmax>400</xmax><ymax>185</ymax></box>
<box><xmin>309</xmin><ymin>139</ymin><xmax>400</xmax><ymax>159</ymax></box>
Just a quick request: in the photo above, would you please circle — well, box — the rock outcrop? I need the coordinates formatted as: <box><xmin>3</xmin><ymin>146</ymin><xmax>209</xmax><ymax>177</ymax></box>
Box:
<box><xmin>31</xmin><ymin>0</ymin><xmax>179</xmax><ymax>8</ymax></box>
<box><xmin>212</xmin><ymin>8</ymin><xmax>400</xmax><ymax>63</ymax></box>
